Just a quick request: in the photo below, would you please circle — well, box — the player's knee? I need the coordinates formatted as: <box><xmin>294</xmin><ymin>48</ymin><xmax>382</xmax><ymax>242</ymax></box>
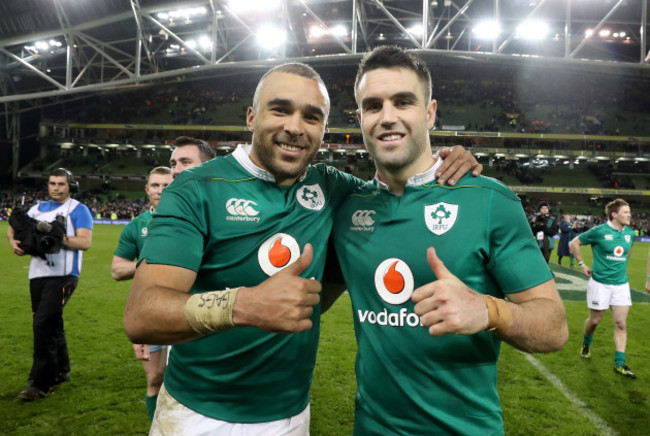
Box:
<box><xmin>148</xmin><ymin>370</ymin><xmax>165</xmax><ymax>389</ymax></box>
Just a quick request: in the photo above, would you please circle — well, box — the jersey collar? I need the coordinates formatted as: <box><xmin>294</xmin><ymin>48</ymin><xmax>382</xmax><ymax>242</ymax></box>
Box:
<box><xmin>374</xmin><ymin>156</ymin><xmax>442</xmax><ymax>191</ymax></box>
<box><xmin>606</xmin><ymin>220</ymin><xmax>624</xmax><ymax>232</ymax></box>
<box><xmin>232</xmin><ymin>144</ymin><xmax>308</xmax><ymax>184</ymax></box>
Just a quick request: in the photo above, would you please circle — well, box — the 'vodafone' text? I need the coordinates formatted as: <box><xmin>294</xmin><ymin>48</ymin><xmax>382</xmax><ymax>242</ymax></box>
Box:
<box><xmin>357</xmin><ymin>308</ymin><xmax>423</xmax><ymax>328</ymax></box>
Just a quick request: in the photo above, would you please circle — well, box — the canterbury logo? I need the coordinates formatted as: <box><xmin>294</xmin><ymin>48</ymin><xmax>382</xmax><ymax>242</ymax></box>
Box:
<box><xmin>352</xmin><ymin>210</ymin><xmax>375</xmax><ymax>227</ymax></box>
<box><xmin>226</xmin><ymin>198</ymin><xmax>259</xmax><ymax>216</ymax></box>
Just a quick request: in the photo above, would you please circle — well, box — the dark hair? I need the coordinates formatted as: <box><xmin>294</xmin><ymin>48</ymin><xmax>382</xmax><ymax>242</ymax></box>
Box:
<box><xmin>171</xmin><ymin>136</ymin><xmax>216</xmax><ymax>162</ymax></box>
<box><xmin>605</xmin><ymin>198</ymin><xmax>629</xmax><ymax>221</ymax></box>
<box><xmin>50</xmin><ymin>167</ymin><xmax>74</xmax><ymax>183</ymax></box>
<box><xmin>537</xmin><ymin>201</ymin><xmax>550</xmax><ymax>212</ymax></box>
<box><xmin>354</xmin><ymin>45</ymin><xmax>432</xmax><ymax>103</ymax></box>
<box><xmin>49</xmin><ymin>168</ymin><xmax>78</xmax><ymax>193</ymax></box>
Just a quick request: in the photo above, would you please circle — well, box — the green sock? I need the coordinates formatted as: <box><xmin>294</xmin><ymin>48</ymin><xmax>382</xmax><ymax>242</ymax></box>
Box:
<box><xmin>145</xmin><ymin>394</ymin><xmax>158</xmax><ymax>422</ymax></box>
<box><xmin>583</xmin><ymin>334</ymin><xmax>593</xmax><ymax>346</ymax></box>
<box><xmin>614</xmin><ymin>351</ymin><xmax>626</xmax><ymax>367</ymax></box>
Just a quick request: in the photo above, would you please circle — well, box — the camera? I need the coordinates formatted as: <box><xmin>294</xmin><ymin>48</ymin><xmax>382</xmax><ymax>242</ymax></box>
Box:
<box><xmin>530</xmin><ymin>212</ymin><xmax>549</xmax><ymax>232</ymax></box>
<box><xmin>34</xmin><ymin>217</ymin><xmax>65</xmax><ymax>253</ymax></box>
<box><xmin>9</xmin><ymin>210</ymin><xmax>66</xmax><ymax>259</ymax></box>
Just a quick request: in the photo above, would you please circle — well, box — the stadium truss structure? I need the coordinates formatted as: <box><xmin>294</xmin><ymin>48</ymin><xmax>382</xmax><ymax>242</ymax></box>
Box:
<box><xmin>1</xmin><ymin>0</ymin><xmax>650</xmax><ymax>178</ymax></box>
<box><xmin>1</xmin><ymin>0</ymin><xmax>649</xmax><ymax>104</ymax></box>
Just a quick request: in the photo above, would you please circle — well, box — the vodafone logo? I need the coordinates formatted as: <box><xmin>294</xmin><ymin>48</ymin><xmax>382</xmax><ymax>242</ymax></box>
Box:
<box><xmin>258</xmin><ymin>233</ymin><xmax>300</xmax><ymax>276</ymax></box>
<box><xmin>613</xmin><ymin>245</ymin><xmax>624</xmax><ymax>257</ymax></box>
<box><xmin>374</xmin><ymin>258</ymin><xmax>415</xmax><ymax>305</ymax></box>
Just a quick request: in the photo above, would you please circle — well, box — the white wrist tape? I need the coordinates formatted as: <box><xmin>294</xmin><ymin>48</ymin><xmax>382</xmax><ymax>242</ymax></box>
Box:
<box><xmin>184</xmin><ymin>288</ymin><xmax>240</xmax><ymax>335</ymax></box>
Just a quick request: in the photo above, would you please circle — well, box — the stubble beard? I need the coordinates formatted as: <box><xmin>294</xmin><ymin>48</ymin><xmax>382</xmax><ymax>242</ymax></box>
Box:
<box><xmin>253</xmin><ymin>135</ymin><xmax>317</xmax><ymax>183</ymax></box>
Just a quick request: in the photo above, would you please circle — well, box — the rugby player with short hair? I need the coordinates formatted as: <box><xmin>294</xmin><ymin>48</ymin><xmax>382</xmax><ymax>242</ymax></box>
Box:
<box><xmin>327</xmin><ymin>45</ymin><xmax>568</xmax><ymax>434</ymax></box>
<box><xmin>123</xmin><ymin>61</ymin><xmax>482</xmax><ymax>435</ymax></box>
<box><xmin>570</xmin><ymin>198</ymin><xmax>637</xmax><ymax>378</ymax></box>
<box><xmin>168</xmin><ymin>136</ymin><xmax>216</xmax><ymax>179</ymax></box>
<box><xmin>111</xmin><ymin>166</ymin><xmax>173</xmax><ymax>420</ymax></box>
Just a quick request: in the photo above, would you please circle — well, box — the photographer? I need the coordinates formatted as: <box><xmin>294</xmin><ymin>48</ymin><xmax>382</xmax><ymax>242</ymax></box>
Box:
<box><xmin>529</xmin><ymin>201</ymin><xmax>558</xmax><ymax>263</ymax></box>
<box><xmin>7</xmin><ymin>168</ymin><xmax>93</xmax><ymax>401</ymax></box>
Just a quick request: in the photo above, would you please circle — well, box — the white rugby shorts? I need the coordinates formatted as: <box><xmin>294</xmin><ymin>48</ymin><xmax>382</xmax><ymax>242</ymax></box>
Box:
<box><xmin>150</xmin><ymin>384</ymin><xmax>310</xmax><ymax>436</ymax></box>
<box><xmin>586</xmin><ymin>277</ymin><xmax>631</xmax><ymax>310</ymax></box>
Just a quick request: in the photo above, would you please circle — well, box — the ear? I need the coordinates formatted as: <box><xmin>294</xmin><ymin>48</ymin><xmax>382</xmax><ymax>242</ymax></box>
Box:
<box><xmin>356</xmin><ymin>108</ymin><xmax>362</xmax><ymax>125</ymax></box>
<box><xmin>426</xmin><ymin>99</ymin><xmax>437</xmax><ymax>130</ymax></box>
<box><xmin>246</xmin><ymin>107</ymin><xmax>256</xmax><ymax>131</ymax></box>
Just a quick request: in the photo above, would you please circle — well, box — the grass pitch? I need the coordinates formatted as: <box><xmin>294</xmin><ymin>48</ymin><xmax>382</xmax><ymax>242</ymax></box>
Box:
<box><xmin>1</xmin><ymin>222</ymin><xmax>649</xmax><ymax>435</ymax></box>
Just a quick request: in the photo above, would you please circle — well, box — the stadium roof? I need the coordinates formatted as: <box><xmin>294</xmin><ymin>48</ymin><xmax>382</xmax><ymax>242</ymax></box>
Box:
<box><xmin>1</xmin><ymin>0</ymin><xmax>649</xmax><ymax>107</ymax></box>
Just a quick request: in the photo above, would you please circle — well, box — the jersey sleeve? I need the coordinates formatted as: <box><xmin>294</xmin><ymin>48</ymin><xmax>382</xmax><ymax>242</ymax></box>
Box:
<box><xmin>578</xmin><ymin>226</ymin><xmax>598</xmax><ymax>245</ymax></box>
<box><xmin>139</xmin><ymin>175</ymin><xmax>207</xmax><ymax>272</ymax></box>
<box><xmin>70</xmin><ymin>204</ymin><xmax>94</xmax><ymax>230</ymax></box>
<box><xmin>114</xmin><ymin>221</ymin><xmax>139</xmax><ymax>260</ymax></box>
<box><xmin>320</xmin><ymin>164</ymin><xmax>367</xmax><ymax>207</ymax></box>
<box><xmin>485</xmin><ymin>190</ymin><xmax>553</xmax><ymax>294</ymax></box>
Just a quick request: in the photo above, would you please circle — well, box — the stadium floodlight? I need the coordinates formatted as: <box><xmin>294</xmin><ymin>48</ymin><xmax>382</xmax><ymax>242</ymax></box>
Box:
<box><xmin>516</xmin><ymin>20</ymin><xmax>549</xmax><ymax>40</ymax></box>
<box><xmin>585</xmin><ymin>29</ymin><xmax>594</xmax><ymax>38</ymax></box>
<box><xmin>599</xmin><ymin>29</ymin><xmax>611</xmax><ymax>38</ymax></box>
<box><xmin>472</xmin><ymin>21</ymin><xmax>500</xmax><ymax>40</ymax></box>
<box><xmin>198</xmin><ymin>36</ymin><xmax>211</xmax><ymax>49</ymax></box>
<box><xmin>407</xmin><ymin>24</ymin><xmax>424</xmax><ymax>38</ymax></box>
<box><xmin>310</xmin><ymin>26</ymin><xmax>327</xmax><ymax>38</ymax></box>
<box><xmin>157</xmin><ymin>7</ymin><xmax>207</xmax><ymax>21</ymax></box>
<box><xmin>330</xmin><ymin>25</ymin><xmax>347</xmax><ymax>37</ymax></box>
<box><xmin>228</xmin><ymin>0</ymin><xmax>282</xmax><ymax>14</ymax></box>
<box><xmin>309</xmin><ymin>24</ymin><xmax>347</xmax><ymax>39</ymax></box>
<box><xmin>35</xmin><ymin>41</ymin><xmax>50</xmax><ymax>51</ymax></box>
<box><xmin>256</xmin><ymin>25</ymin><xmax>286</xmax><ymax>49</ymax></box>
<box><xmin>186</xmin><ymin>39</ymin><xmax>197</xmax><ymax>49</ymax></box>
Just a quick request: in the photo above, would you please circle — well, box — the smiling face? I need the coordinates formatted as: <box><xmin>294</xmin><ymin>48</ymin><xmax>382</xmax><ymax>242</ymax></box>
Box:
<box><xmin>356</xmin><ymin>67</ymin><xmax>436</xmax><ymax>178</ymax></box>
<box><xmin>247</xmin><ymin>71</ymin><xmax>329</xmax><ymax>186</ymax></box>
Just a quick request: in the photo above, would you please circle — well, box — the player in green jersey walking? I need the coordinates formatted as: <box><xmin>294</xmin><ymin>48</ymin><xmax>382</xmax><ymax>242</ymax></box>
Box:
<box><xmin>123</xmin><ymin>62</ymin><xmax>481</xmax><ymax>435</ymax></box>
<box><xmin>570</xmin><ymin>199</ymin><xmax>637</xmax><ymax>378</ymax></box>
<box><xmin>112</xmin><ymin>166</ymin><xmax>173</xmax><ymax>420</ymax></box>
<box><xmin>328</xmin><ymin>46</ymin><xmax>568</xmax><ymax>435</ymax></box>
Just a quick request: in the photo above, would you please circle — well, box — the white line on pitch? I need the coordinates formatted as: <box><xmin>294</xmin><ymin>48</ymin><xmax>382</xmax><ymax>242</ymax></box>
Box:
<box><xmin>522</xmin><ymin>352</ymin><xmax>617</xmax><ymax>436</ymax></box>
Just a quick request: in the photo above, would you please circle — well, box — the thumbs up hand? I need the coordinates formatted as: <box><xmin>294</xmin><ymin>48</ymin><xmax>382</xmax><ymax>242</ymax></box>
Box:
<box><xmin>233</xmin><ymin>243</ymin><xmax>322</xmax><ymax>333</ymax></box>
<box><xmin>412</xmin><ymin>247</ymin><xmax>489</xmax><ymax>336</ymax></box>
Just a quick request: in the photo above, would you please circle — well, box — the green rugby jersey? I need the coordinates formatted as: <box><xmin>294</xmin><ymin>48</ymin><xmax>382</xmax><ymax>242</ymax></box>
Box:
<box><xmin>578</xmin><ymin>222</ymin><xmax>635</xmax><ymax>285</ymax></box>
<box><xmin>114</xmin><ymin>209</ymin><xmax>152</xmax><ymax>260</ymax></box>
<box><xmin>332</xmin><ymin>164</ymin><xmax>552</xmax><ymax>436</ymax></box>
<box><xmin>140</xmin><ymin>144</ymin><xmax>363</xmax><ymax>423</ymax></box>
